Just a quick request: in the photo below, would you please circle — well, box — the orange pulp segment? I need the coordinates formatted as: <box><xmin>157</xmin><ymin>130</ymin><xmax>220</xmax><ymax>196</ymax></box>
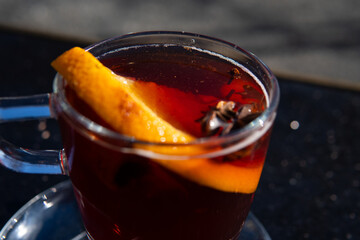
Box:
<box><xmin>51</xmin><ymin>47</ymin><xmax>263</xmax><ymax>193</ymax></box>
<box><xmin>131</xmin><ymin>81</ymin><xmax>219</xmax><ymax>137</ymax></box>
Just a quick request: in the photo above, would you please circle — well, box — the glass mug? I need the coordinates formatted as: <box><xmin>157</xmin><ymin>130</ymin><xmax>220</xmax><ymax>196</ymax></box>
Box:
<box><xmin>0</xmin><ymin>32</ymin><xmax>279</xmax><ymax>240</ymax></box>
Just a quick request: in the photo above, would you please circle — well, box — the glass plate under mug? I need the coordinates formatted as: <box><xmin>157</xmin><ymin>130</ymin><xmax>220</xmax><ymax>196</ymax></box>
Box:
<box><xmin>0</xmin><ymin>181</ymin><xmax>271</xmax><ymax>240</ymax></box>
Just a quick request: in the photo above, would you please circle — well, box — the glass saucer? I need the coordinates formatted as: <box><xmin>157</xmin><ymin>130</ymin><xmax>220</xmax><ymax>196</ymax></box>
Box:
<box><xmin>0</xmin><ymin>181</ymin><xmax>271</xmax><ymax>240</ymax></box>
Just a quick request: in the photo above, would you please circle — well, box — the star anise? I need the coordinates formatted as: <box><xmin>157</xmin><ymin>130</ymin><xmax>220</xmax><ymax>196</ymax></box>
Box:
<box><xmin>200</xmin><ymin>100</ymin><xmax>261</xmax><ymax>137</ymax></box>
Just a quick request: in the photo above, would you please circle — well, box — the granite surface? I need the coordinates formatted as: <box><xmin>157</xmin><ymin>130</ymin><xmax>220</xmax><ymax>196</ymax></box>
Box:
<box><xmin>0</xmin><ymin>28</ymin><xmax>359</xmax><ymax>240</ymax></box>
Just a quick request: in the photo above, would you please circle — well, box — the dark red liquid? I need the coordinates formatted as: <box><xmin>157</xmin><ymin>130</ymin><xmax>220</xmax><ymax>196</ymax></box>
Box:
<box><xmin>57</xmin><ymin>45</ymin><xmax>271</xmax><ymax>240</ymax></box>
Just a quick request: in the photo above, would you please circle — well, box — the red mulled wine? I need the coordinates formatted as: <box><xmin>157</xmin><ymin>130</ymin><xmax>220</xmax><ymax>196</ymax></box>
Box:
<box><xmin>58</xmin><ymin>44</ymin><xmax>271</xmax><ymax>240</ymax></box>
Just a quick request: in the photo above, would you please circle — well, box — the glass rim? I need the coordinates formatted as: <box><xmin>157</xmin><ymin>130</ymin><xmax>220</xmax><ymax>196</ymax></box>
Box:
<box><xmin>52</xmin><ymin>31</ymin><xmax>280</xmax><ymax>150</ymax></box>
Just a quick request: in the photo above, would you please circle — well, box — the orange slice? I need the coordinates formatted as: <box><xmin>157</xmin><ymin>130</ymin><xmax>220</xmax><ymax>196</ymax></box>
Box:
<box><xmin>51</xmin><ymin>47</ymin><xmax>193</xmax><ymax>144</ymax></box>
<box><xmin>51</xmin><ymin>47</ymin><xmax>264</xmax><ymax>193</ymax></box>
<box><xmin>155</xmin><ymin>157</ymin><xmax>264</xmax><ymax>193</ymax></box>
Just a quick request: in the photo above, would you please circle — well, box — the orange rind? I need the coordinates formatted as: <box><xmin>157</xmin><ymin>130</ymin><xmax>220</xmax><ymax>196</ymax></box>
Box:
<box><xmin>154</xmin><ymin>157</ymin><xmax>264</xmax><ymax>193</ymax></box>
<box><xmin>51</xmin><ymin>47</ymin><xmax>264</xmax><ymax>193</ymax></box>
<box><xmin>51</xmin><ymin>47</ymin><xmax>193</xmax><ymax>144</ymax></box>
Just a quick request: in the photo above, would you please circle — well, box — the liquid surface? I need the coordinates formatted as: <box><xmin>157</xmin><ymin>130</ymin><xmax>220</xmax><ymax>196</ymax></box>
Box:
<box><xmin>99</xmin><ymin>45</ymin><xmax>267</xmax><ymax>137</ymax></box>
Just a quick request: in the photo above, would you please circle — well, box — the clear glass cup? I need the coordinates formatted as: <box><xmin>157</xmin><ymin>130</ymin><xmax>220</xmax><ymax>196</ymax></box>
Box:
<box><xmin>0</xmin><ymin>31</ymin><xmax>279</xmax><ymax>240</ymax></box>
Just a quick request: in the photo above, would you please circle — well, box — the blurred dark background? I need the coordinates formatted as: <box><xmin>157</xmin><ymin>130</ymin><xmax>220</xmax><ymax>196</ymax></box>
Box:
<box><xmin>0</xmin><ymin>0</ymin><xmax>359</xmax><ymax>88</ymax></box>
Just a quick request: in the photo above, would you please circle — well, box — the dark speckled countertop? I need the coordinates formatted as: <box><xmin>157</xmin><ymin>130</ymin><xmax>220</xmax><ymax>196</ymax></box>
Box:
<box><xmin>0</xmin><ymin>28</ymin><xmax>359</xmax><ymax>240</ymax></box>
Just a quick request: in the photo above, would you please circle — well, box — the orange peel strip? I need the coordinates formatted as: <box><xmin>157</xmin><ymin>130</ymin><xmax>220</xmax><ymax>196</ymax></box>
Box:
<box><xmin>155</xmin><ymin>158</ymin><xmax>264</xmax><ymax>193</ymax></box>
<box><xmin>51</xmin><ymin>47</ymin><xmax>263</xmax><ymax>193</ymax></box>
<box><xmin>51</xmin><ymin>47</ymin><xmax>193</xmax><ymax>144</ymax></box>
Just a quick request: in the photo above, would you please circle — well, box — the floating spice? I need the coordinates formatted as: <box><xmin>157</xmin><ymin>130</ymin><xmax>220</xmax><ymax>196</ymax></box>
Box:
<box><xmin>228</xmin><ymin>68</ymin><xmax>241</xmax><ymax>84</ymax></box>
<box><xmin>200</xmin><ymin>100</ymin><xmax>261</xmax><ymax>136</ymax></box>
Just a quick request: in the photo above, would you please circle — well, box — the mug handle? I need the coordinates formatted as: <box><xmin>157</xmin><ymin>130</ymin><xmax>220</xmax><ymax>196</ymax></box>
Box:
<box><xmin>0</xmin><ymin>94</ymin><xmax>66</xmax><ymax>175</ymax></box>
